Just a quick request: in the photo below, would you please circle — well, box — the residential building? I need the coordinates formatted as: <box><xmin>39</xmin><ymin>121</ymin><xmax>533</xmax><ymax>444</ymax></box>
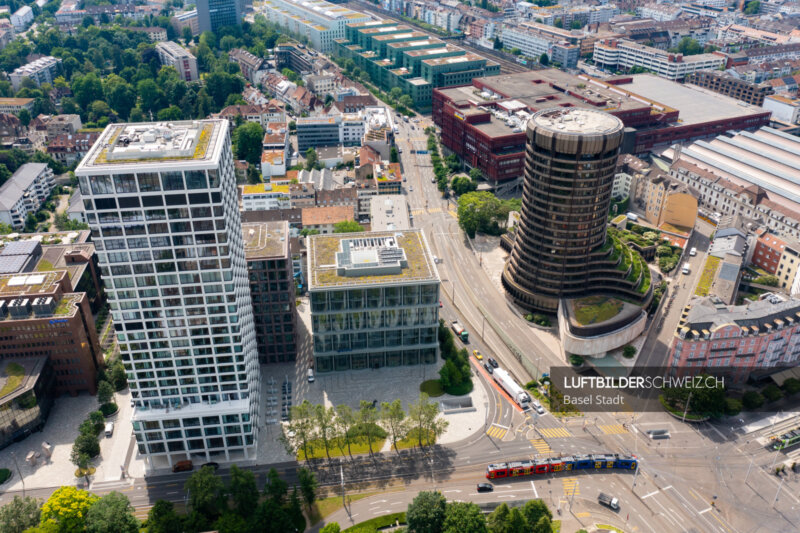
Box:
<box><xmin>46</xmin><ymin>132</ymin><xmax>100</xmax><ymax>165</ymax></box>
<box><xmin>306</xmin><ymin>74</ymin><xmax>336</xmax><ymax>96</ymax></box>
<box><xmin>502</xmin><ymin>108</ymin><xmax>651</xmax><ymax>314</ymax></box>
<box><xmin>593</xmin><ymin>39</ymin><xmax>725</xmax><ymax>80</ymax></box>
<box><xmin>671</xmin><ymin>296</ymin><xmax>800</xmax><ymax>383</ymax></box>
<box><xmin>243</xmin><ymin>221</ymin><xmax>296</xmax><ymax>363</ymax></box>
<box><xmin>686</xmin><ymin>70</ymin><xmax>773</xmax><ymax>106</ymax></box>
<box><xmin>241</xmin><ymin>182</ymin><xmax>290</xmax><ymax>210</ymax></box>
<box><xmin>666</xmin><ymin>127</ymin><xmax>800</xmax><ymax>241</ymax></box>
<box><xmin>763</xmin><ymin>94</ymin><xmax>800</xmax><ymax>124</ymax></box>
<box><xmin>214</xmin><ymin>103</ymin><xmax>286</xmax><ymax>130</ymax></box>
<box><xmin>331</xmin><ymin>95</ymin><xmax>377</xmax><ymax>113</ymax></box>
<box><xmin>370</xmin><ymin>195</ymin><xmax>409</xmax><ymax>231</ymax></box>
<box><xmin>0</xmin><ymin>27</ymin><xmax>14</xmax><ymax>50</ymax></box>
<box><xmin>307</xmin><ymin>230</ymin><xmax>440</xmax><ymax>372</ymax></box>
<box><xmin>636</xmin><ymin>3</ymin><xmax>681</xmax><ymax>21</ymax></box>
<box><xmin>76</xmin><ymin>120</ymin><xmax>260</xmax><ymax>468</ymax></box>
<box><xmin>737</xmin><ymin>43</ymin><xmax>800</xmax><ymax>65</ymax></box>
<box><xmin>257</xmin><ymin>0</ymin><xmax>371</xmax><ymax>53</ymax></box>
<box><xmin>0</xmin><ymin>267</ymin><xmax>102</xmax><ymax>396</ymax></box>
<box><xmin>10</xmin><ymin>6</ymin><xmax>33</xmax><ymax>32</ymax></box>
<box><xmin>10</xmin><ymin>57</ymin><xmax>62</xmax><ymax>91</ymax></box>
<box><xmin>753</xmin><ymin>231</ymin><xmax>788</xmax><ymax>274</ymax></box>
<box><xmin>717</xmin><ymin>24</ymin><xmax>797</xmax><ymax>46</ymax></box>
<box><xmin>0</xmin><ymin>163</ymin><xmax>54</xmax><ymax>230</ymax></box>
<box><xmin>229</xmin><ymin>49</ymin><xmax>268</xmax><ymax>85</ymax></box>
<box><xmin>129</xmin><ymin>26</ymin><xmax>168</xmax><ymax>42</ymax></box>
<box><xmin>500</xmin><ymin>23</ymin><xmax>579</xmax><ymax>69</ymax></box>
<box><xmin>67</xmin><ymin>189</ymin><xmax>85</xmax><ymax>223</ymax></box>
<box><xmin>273</xmin><ymin>43</ymin><xmax>313</xmax><ymax>74</ymax></box>
<box><xmin>301</xmin><ymin>205</ymin><xmax>355</xmax><ymax>233</ymax></box>
<box><xmin>289</xmin><ymin>182</ymin><xmax>316</xmax><ymax>209</ymax></box>
<box><xmin>155</xmin><ymin>41</ymin><xmax>198</xmax><ymax>82</ymax></box>
<box><xmin>171</xmin><ymin>9</ymin><xmax>200</xmax><ymax>36</ymax></box>
<box><xmin>295</xmin><ymin>114</ymin><xmax>364</xmax><ymax>152</ymax></box>
<box><xmin>196</xmin><ymin>0</ymin><xmax>241</xmax><ymax>33</ymax></box>
<box><xmin>45</xmin><ymin>114</ymin><xmax>82</xmax><ymax>140</ymax></box>
<box><xmin>776</xmin><ymin>241</ymin><xmax>800</xmax><ymax>294</ymax></box>
<box><xmin>636</xmin><ymin>173</ymin><xmax>698</xmax><ymax>231</ymax></box>
<box><xmin>0</xmin><ymin>98</ymin><xmax>33</xmax><ymax>115</ymax></box>
<box><xmin>0</xmin><ymin>357</ymin><xmax>54</xmax><ymax>451</ymax></box>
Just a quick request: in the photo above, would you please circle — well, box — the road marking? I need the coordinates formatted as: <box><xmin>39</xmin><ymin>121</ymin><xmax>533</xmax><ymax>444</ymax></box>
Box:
<box><xmin>166</xmin><ymin>491</ymin><xmax>178</xmax><ymax>495</ymax></box>
<box><xmin>443</xmin><ymin>490</ymin><xmax>462</xmax><ymax>493</ymax></box>
<box><xmin>497</xmin><ymin>494</ymin><xmax>517</xmax><ymax>498</ymax></box>
<box><xmin>641</xmin><ymin>490</ymin><xmax>659</xmax><ymax>499</ymax></box>
<box><xmin>539</xmin><ymin>427</ymin><xmax>572</xmax><ymax>439</ymax></box>
<box><xmin>575</xmin><ymin>512</ymin><xmax>591</xmax><ymax>518</ymax></box>
<box><xmin>487</xmin><ymin>424</ymin><xmax>508</xmax><ymax>439</ymax></box>
<box><xmin>562</xmin><ymin>477</ymin><xmax>579</xmax><ymax>497</ymax></box>
<box><xmin>698</xmin><ymin>507</ymin><xmax>713</xmax><ymax>514</ymax></box>
<box><xmin>598</xmin><ymin>424</ymin><xmax>628</xmax><ymax>435</ymax></box>
<box><xmin>390</xmin><ymin>501</ymin><xmax>403</xmax><ymax>506</ymax></box>
<box><xmin>530</xmin><ymin>481</ymin><xmax>538</xmax><ymax>498</ymax></box>
<box><xmin>662</xmin><ymin>485</ymin><xmax>672</xmax><ymax>490</ymax></box>
<box><xmin>410</xmin><ymin>209</ymin><xmax>424</xmax><ymax>216</ymax></box>
<box><xmin>428</xmin><ymin>207</ymin><xmax>442</xmax><ymax>214</ymax></box>
<box><xmin>530</xmin><ymin>439</ymin><xmax>552</xmax><ymax>454</ymax></box>
<box><xmin>448</xmin><ymin>209</ymin><xmax>458</xmax><ymax>219</ymax></box>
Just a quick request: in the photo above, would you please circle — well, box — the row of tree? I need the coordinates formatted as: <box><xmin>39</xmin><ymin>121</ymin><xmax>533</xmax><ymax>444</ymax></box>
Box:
<box><xmin>282</xmin><ymin>394</ymin><xmax>448</xmax><ymax>462</ymax></box>
<box><xmin>456</xmin><ymin>192</ymin><xmax>521</xmax><ymax>238</ymax></box>
<box><xmin>437</xmin><ymin>319</ymin><xmax>473</xmax><ymax>394</ymax></box>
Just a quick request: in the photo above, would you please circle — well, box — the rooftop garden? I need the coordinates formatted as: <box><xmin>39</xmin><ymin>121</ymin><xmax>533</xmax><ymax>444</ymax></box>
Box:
<box><xmin>54</xmin><ymin>296</ymin><xmax>76</xmax><ymax>316</ymax></box>
<box><xmin>659</xmin><ymin>221</ymin><xmax>693</xmax><ymax>236</ymax></box>
<box><xmin>0</xmin><ymin>362</ymin><xmax>25</xmax><ymax>398</ymax></box>
<box><xmin>609</xmin><ymin>223</ymin><xmax>662</xmax><ymax>248</ymax></box>
<box><xmin>572</xmin><ymin>296</ymin><xmax>624</xmax><ymax>326</ymax></box>
<box><xmin>695</xmin><ymin>256</ymin><xmax>721</xmax><ymax>297</ymax></box>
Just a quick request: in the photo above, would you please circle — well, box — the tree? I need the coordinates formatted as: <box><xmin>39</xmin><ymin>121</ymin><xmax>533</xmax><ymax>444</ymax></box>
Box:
<box><xmin>264</xmin><ymin>468</ymin><xmax>288</xmax><ymax>503</ymax></box>
<box><xmin>287</xmin><ymin>489</ymin><xmax>306</xmax><ymax>532</ymax></box>
<box><xmin>110</xmin><ymin>362</ymin><xmax>127</xmax><ymax>391</ymax></box>
<box><xmin>510</xmin><ymin>47</ymin><xmax>521</xmax><ymax>55</ymax></box>
<box><xmin>74</xmin><ymin>431</ymin><xmax>100</xmax><ymax>458</ymax></box>
<box><xmin>571</xmin><ymin>20</ymin><xmax>582</xmax><ymax>29</ymax></box>
<box><xmin>334</xmin><ymin>404</ymin><xmax>356</xmax><ymax>459</ymax></box>
<box><xmin>17</xmin><ymin>109</ymin><xmax>30</xmax><ymax>128</ymax></box>
<box><xmin>554</xmin><ymin>18</ymin><xmax>563</xmax><ymax>28</ymax></box>
<box><xmin>408</xmin><ymin>393</ymin><xmax>448</xmax><ymax>448</ymax></box>
<box><xmin>233</xmin><ymin>122</ymin><xmax>265</xmax><ymax>165</ymax></box>
<box><xmin>539</xmin><ymin>53</ymin><xmax>550</xmax><ymax>66</ymax></box>
<box><xmin>622</xmin><ymin>345</ymin><xmax>636</xmax><ymax>359</ymax></box>
<box><xmin>204</xmin><ymin>72</ymin><xmax>244</xmax><ymax>108</ymax></box>
<box><xmin>156</xmin><ymin>106</ymin><xmax>183</xmax><ymax>121</ymax></box>
<box><xmin>450</xmin><ymin>176</ymin><xmax>477</xmax><ymax>196</ymax></box>
<box><xmin>286</xmin><ymin>400</ymin><xmax>316</xmax><ymax>462</ymax></box>
<box><xmin>406</xmin><ymin>491</ymin><xmax>447</xmax><ymax>533</ymax></box>
<box><xmin>300</xmin><ymin>228</ymin><xmax>320</xmax><ymax>237</ymax></box>
<box><xmin>40</xmin><ymin>487</ymin><xmax>99</xmax><ymax>533</ymax></box>
<box><xmin>184</xmin><ymin>466</ymin><xmax>226</xmax><ymax>520</ymax></box>
<box><xmin>457</xmin><ymin>191</ymin><xmax>504</xmax><ymax>238</ymax></box>
<box><xmin>313</xmin><ymin>405</ymin><xmax>337</xmax><ymax>461</ymax></box>
<box><xmin>438</xmin><ymin>359</ymin><xmax>462</xmax><ymax>390</ymax></box>
<box><xmin>358</xmin><ymin>400</ymin><xmax>380</xmax><ymax>455</ymax></box>
<box><xmin>85</xmin><ymin>492</ymin><xmax>139</xmax><ymax>533</ymax></box>
<box><xmin>333</xmin><ymin>220</ymin><xmax>364</xmax><ymax>233</ymax></box>
<box><xmin>97</xmin><ymin>380</ymin><xmax>114</xmax><ymax>405</ymax></box>
<box><xmin>442</xmin><ymin>501</ymin><xmax>487</xmax><ymax>533</ymax></box>
<box><xmin>389</xmin><ymin>87</ymin><xmax>403</xmax><ymax>102</ymax></box>
<box><xmin>305</xmin><ymin>147</ymin><xmax>318</xmax><ymax>170</ymax></box>
<box><xmin>227</xmin><ymin>464</ymin><xmax>258</xmax><ymax>516</ymax></box>
<box><xmin>182</xmin><ymin>26</ymin><xmax>193</xmax><ymax>44</ymax></box>
<box><xmin>212</xmin><ymin>512</ymin><xmax>248</xmax><ymax>533</ymax></box>
<box><xmin>137</xmin><ymin>78</ymin><xmax>165</xmax><ymax>114</ymax></box>
<box><xmin>469</xmin><ymin>167</ymin><xmax>482</xmax><ymax>182</ymax></box>
<box><xmin>146</xmin><ymin>500</ymin><xmax>183</xmax><ymax>533</ymax></box>
<box><xmin>532</xmin><ymin>515</ymin><xmax>554</xmax><ymax>533</ymax></box>
<box><xmin>320</xmin><ymin>524</ymin><xmax>341</xmax><ymax>533</ymax></box>
<box><xmin>762</xmin><ymin>384</ymin><xmax>783</xmax><ymax>403</ymax></box>
<box><xmin>521</xmin><ymin>500</ymin><xmax>552</xmax><ymax>528</ymax></box>
<box><xmin>783</xmin><ymin>378</ymin><xmax>800</xmax><ymax>395</ymax></box>
<box><xmin>676</xmin><ymin>37</ymin><xmax>702</xmax><ymax>56</ymax></box>
<box><xmin>744</xmin><ymin>0</ymin><xmax>760</xmax><ymax>14</ymax></box>
<box><xmin>390</xmin><ymin>146</ymin><xmax>398</xmax><ymax>163</ymax></box>
<box><xmin>0</xmin><ymin>495</ymin><xmax>41</xmax><ymax>533</ymax></box>
<box><xmin>754</xmin><ymin>274</ymin><xmax>779</xmax><ymax>286</ymax></box>
<box><xmin>247</xmin><ymin>164</ymin><xmax>261</xmax><ymax>185</ymax></box>
<box><xmin>380</xmin><ymin>399</ymin><xmax>407</xmax><ymax>452</ymax></box>
<box><xmin>71</xmin><ymin>72</ymin><xmax>104</xmax><ymax>110</ymax></box>
<box><xmin>399</xmin><ymin>95</ymin><xmax>413</xmax><ymax>109</ymax></box>
<box><xmin>298</xmin><ymin>467</ymin><xmax>318</xmax><ymax>511</ymax></box>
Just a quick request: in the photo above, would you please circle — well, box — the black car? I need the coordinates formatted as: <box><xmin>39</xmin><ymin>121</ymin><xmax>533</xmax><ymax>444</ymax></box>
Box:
<box><xmin>201</xmin><ymin>462</ymin><xmax>219</xmax><ymax>471</ymax></box>
<box><xmin>477</xmin><ymin>483</ymin><xmax>493</xmax><ymax>493</ymax></box>
<box><xmin>483</xmin><ymin>362</ymin><xmax>493</xmax><ymax>374</ymax></box>
<box><xmin>488</xmin><ymin>357</ymin><xmax>499</xmax><ymax>368</ymax></box>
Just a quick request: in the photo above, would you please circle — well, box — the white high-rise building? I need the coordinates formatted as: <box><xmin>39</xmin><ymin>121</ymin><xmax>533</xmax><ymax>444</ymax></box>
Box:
<box><xmin>76</xmin><ymin>120</ymin><xmax>259</xmax><ymax>469</ymax></box>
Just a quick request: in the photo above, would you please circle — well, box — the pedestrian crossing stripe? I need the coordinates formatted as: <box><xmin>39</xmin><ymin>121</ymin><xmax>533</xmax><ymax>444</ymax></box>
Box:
<box><xmin>530</xmin><ymin>438</ymin><xmax>551</xmax><ymax>454</ymax></box>
<box><xmin>562</xmin><ymin>477</ymin><xmax>580</xmax><ymax>496</ymax></box>
<box><xmin>487</xmin><ymin>424</ymin><xmax>508</xmax><ymax>439</ymax></box>
<box><xmin>575</xmin><ymin>512</ymin><xmax>590</xmax><ymax>518</ymax></box>
<box><xmin>428</xmin><ymin>207</ymin><xmax>442</xmax><ymax>213</ymax></box>
<box><xmin>539</xmin><ymin>427</ymin><xmax>572</xmax><ymax>438</ymax></box>
<box><xmin>448</xmin><ymin>209</ymin><xmax>458</xmax><ymax>218</ymax></box>
<box><xmin>599</xmin><ymin>424</ymin><xmax>628</xmax><ymax>435</ymax></box>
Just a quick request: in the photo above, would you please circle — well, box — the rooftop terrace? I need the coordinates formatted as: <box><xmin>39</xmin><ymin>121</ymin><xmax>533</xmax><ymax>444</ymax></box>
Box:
<box><xmin>243</xmin><ymin>221</ymin><xmax>288</xmax><ymax>259</ymax></box>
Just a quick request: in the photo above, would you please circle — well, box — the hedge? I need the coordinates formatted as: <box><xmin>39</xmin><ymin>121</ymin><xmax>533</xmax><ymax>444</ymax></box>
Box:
<box><xmin>343</xmin><ymin>512</ymin><xmax>406</xmax><ymax>532</ymax></box>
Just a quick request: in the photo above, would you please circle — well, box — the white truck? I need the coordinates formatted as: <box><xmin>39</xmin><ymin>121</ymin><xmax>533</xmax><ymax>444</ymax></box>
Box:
<box><xmin>598</xmin><ymin>493</ymin><xmax>620</xmax><ymax>510</ymax></box>
<box><xmin>492</xmin><ymin>368</ymin><xmax>531</xmax><ymax>409</ymax></box>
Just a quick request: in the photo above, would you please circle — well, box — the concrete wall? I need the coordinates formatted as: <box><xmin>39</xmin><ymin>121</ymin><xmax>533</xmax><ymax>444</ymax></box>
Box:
<box><xmin>660</xmin><ymin>192</ymin><xmax>698</xmax><ymax>229</ymax></box>
<box><xmin>558</xmin><ymin>303</ymin><xmax>647</xmax><ymax>356</ymax></box>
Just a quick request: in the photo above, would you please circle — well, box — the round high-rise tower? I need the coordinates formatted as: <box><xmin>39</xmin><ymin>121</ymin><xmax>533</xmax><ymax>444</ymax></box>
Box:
<box><xmin>503</xmin><ymin>107</ymin><xmax>647</xmax><ymax>313</ymax></box>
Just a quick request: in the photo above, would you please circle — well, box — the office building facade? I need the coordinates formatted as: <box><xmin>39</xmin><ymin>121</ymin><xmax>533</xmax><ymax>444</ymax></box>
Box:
<box><xmin>308</xmin><ymin>230</ymin><xmax>440</xmax><ymax>372</ymax></box>
<box><xmin>76</xmin><ymin>120</ymin><xmax>259</xmax><ymax>467</ymax></box>
<box><xmin>502</xmin><ymin>108</ymin><xmax>651</xmax><ymax>313</ymax></box>
<box><xmin>196</xmin><ymin>0</ymin><xmax>241</xmax><ymax>33</ymax></box>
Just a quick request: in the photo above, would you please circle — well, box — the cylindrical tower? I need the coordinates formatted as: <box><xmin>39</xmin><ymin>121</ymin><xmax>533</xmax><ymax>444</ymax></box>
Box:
<box><xmin>503</xmin><ymin>107</ymin><xmax>626</xmax><ymax>313</ymax></box>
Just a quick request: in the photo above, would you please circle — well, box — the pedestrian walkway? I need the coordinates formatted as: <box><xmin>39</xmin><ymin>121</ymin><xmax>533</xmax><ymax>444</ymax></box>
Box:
<box><xmin>530</xmin><ymin>439</ymin><xmax>551</xmax><ymax>454</ymax></box>
<box><xmin>539</xmin><ymin>427</ymin><xmax>572</xmax><ymax>438</ymax></box>
<box><xmin>562</xmin><ymin>477</ymin><xmax>580</xmax><ymax>496</ymax></box>
<box><xmin>599</xmin><ymin>424</ymin><xmax>628</xmax><ymax>435</ymax></box>
<box><xmin>487</xmin><ymin>424</ymin><xmax>508</xmax><ymax>439</ymax></box>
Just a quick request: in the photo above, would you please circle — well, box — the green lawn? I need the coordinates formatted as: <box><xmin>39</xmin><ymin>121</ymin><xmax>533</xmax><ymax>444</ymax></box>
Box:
<box><xmin>695</xmin><ymin>256</ymin><xmax>721</xmax><ymax>297</ymax></box>
<box><xmin>596</xmin><ymin>524</ymin><xmax>625</xmax><ymax>533</ymax></box>
<box><xmin>310</xmin><ymin>491</ymin><xmax>379</xmax><ymax>525</ymax></box>
<box><xmin>297</xmin><ymin>436</ymin><xmax>387</xmax><ymax>462</ymax></box>
<box><xmin>572</xmin><ymin>296</ymin><xmax>624</xmax><ymax>325</ymax></box>
<box><xmin>395</xmin><ymin>428</ymin><xmax>434</xmax><ymax>450</ymax></box>
<box><xmin>0</xmin><ymin>362</ymin><xmax>25</xmax><ymax>398</ymax></box>
<box><xmin>343</xmin><ymin>512</ymin><xmax>406</xmax><ymax>533</ymax></box>
<box><xmin>420</xmin><ymin>380</ymin><xmax>444</xmax><ymax>397</ymax></box>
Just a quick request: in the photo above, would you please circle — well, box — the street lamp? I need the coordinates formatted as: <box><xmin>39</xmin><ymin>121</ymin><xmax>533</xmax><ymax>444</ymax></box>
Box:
<box><xmin>10</xmin><ymin>451</ymin><xmax>24</xmax><ymax>497</ymax></box>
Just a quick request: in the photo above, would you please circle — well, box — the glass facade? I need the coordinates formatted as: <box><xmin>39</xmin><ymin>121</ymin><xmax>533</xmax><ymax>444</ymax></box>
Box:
<box><xmin>0</xmin><ymin>359</ymin><xmax>54</xmax><ymax>451</ymax></box>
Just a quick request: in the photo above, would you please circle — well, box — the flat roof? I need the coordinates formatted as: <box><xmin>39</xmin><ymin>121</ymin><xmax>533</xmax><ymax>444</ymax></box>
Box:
<box><xmin>0</xmin><ymin>270</ymin><xmax>63</xmax><ymax>296</ymax></box>
<box><xmin>532</xmin><ymin>108</ymin><xmax>623</xmax><ymax>135</ymax></box>
<box><xmin>370</xmin><ymin>195</ymin><xmax>410</xmax><ymax>231</ymax></box>
<box><xmin>34</xmin><ymin>243</ymin><xmax>95</xmax><ymax>283</ymax></box>
<box><xmin>0</xmin><ymin>357</ymin><xmax>45</xmax><ymax>403</ymax></box>
<box><xmin>242</xmin><ymin>221</ymin><xmax>289</xmax><ymax>259</ymax></box>
<box><xmin>76</xmin><ymin>120</ymin><xmax>227</xmax><ymax>172</ymax></box>
<box><xmin>621</xmin><ymin>74</ymin><xmax>764</xmax><ymax>125</ymax></box>
<box><xmin>423</xmin><ymin>53</ymin><xmax>483</xmax><ymax>66</ymax></box>
<box><xmin>308</xmin><ymin>229</ymin><xmax>438</xmax><ymax>289</ymax></box>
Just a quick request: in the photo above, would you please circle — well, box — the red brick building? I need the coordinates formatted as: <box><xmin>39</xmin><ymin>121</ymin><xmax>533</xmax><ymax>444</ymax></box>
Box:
<box><xmin>752</xmin><ymin>231</ymin><xmax>787</xmax><ymax>274</ymax></box>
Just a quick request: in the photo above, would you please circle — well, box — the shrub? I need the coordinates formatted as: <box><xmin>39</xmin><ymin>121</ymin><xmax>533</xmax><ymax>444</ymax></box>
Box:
<box><xmin>100</xmin><ymin>402</ymin><xmax>118</xmax><ymax>417</ymax></box>
<box><xmin>0</xmin><ymin>468</ymin><xmax>11</xmax><ymax>484</ymax></box>
<box><xmin>742</xmin><ymin>390</ymin><xmax>764</xmax><ymax>410</ymax></box>
<box><xmin>725</xmin><ymin>397</ymin><xmax>742</xmax><ymax>416</ymax></box>
<box><xmin>569</xmin><ymin>354</ymin><xmax>584</xmax><ymax>366</ymax></box>
<box><xmin>762</xmin><ymin>384</ymin><xmax>783</xmax><ymax>403</ymax></box>
<box><xmin>622</xmin><ymin>345</ymin><xmax>636</xmax><ymax>359</ymax></box>
<box><xmin>783</xmin><ymin>378</ymin><xmax>800</xmax><ymax>395</ymax></box>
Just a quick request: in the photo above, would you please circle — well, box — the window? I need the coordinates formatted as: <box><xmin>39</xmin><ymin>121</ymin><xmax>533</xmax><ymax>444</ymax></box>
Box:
<box><xmin>114</xmin><ymin>174</ymin><xmax>137</xmax><ymax>193</ymax></box>
<box><xmin>162</xmin><ymin>172</ymin><xmax>184</xmax><ymax>191</ymax></box>
<box><xmin>90</xmin><ymin>175</ymin><xmax>113</xmax><ymax>195</ymax></box>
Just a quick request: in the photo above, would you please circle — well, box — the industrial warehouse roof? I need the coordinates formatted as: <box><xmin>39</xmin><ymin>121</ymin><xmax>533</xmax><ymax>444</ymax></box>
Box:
<box><xmin>307</xmin><ymin>229</ymin><xmax>438</xmax><ymax>289</ymax></box>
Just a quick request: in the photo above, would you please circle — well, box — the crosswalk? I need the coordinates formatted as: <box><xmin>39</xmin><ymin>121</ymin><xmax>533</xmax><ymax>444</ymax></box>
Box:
<box><xmin>410</xmin><ymin>208</ymin><xmax>424</xmax><ymax>216</ymax></box>
<box><xmin>428</xmin><ymin>207</ymin><xmax>442</xmax><ymax>213</ymax></box>
<box><xmin>530</xmin><ymin>438</ymin><xmax>552</xmax><ymax>454</ymax></box>
<box><xmin>562</xmin><ymin>477</ymin><xmax>580</xmax><ymax>497</ymax></box>
<box><xmin>134</xmin><ymin>505</ymin><xmax>153</xmax><ymax>520</ymax></box>
<box><xmin>448</xmin><ymin>209</ymin><xmax>458</xmax><ymax>218</ymax></box>
<box><xmin>599</xmin><ymin>424</ymin><xmax>628</xmax><ymax>435</ymax></box>
<box><xmin>539</xmin><ymin>427</ymin><xmax>572</xmax><ymax>439</ymax></box>
<box><xmin>487</xmin><ymin>424</ymin><xmax>509</xmax><ymax>439</ymax></box>
<box><xmin>410</xmin><ymin>207</ymin><xmax>444</xmax><ymax>216</ymax></box>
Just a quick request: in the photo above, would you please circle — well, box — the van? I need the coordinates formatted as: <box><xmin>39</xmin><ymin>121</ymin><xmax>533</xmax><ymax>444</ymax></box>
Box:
<box><xmin>172</xmin><ymin>460</ymin><xmax>193</xmax><ymax>473</ymax></box>
<box><xmin>689</xmin><ymin>247</ymin><xmax>697</xmax><ymax>256</ymax></box>
<box><xmin>307</xmin><ymin>368</ymin><xmax>315</xmax><ymax>383</ymax></box>
<box><xmin>104</xmin><ymin>422</ymin><xmax>114</xmax><ymax>437</ymax></box>
<box><xmin>681</xmin><ymin>263</ymin><xmax>691</xmax><ymax>274</ymax></box>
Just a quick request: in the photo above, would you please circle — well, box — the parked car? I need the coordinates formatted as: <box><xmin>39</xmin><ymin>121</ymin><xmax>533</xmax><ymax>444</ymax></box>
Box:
<box><xmin>488</xmin><ymin>357</ymin><xmax>499</xmax><ymax>368</ymax></box>
<box><xmin>477</xmin><ymin>483</ymin><xmax>494</xmax><ymax>492</ymax></box>
<box><xmin>202</xmin><ymin>462</ymin><xmax>219</xmax><ymax>471</ymax></box>
<box><xmin>689</xmin><ymin>247</ymin><xmax>697</xmax><ymax>256</ymax></box>
<box><xmin>172</xmin><ymin>460</ymin><xmax>193</xmax><ymax>473</ymax></box>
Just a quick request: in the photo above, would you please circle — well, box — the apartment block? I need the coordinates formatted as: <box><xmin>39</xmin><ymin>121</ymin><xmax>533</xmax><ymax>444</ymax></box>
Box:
<box><xmin>686</xmin><ymin>70</ymin><xmax>773</xmax><ymax>106</ymax></box>
<box><xmin>753</xmin><ymin>231</ymin><xmax>788</xmax><ymax>274</ymax></box>
<box><xmin>10</xmin><ymin>56</ymin><xmax>62</xmax><ymax>91</ymax></box>
<box><xmin>243</xmin><ymin>221</ymin><xmax>296</xmax><ymax>363</ymax></box>
<box><xmin>76</xmin><ymin>120</ymin><xmax>259</xmax><ymax>468</ymax></box>
<box><xmin>155</xmin><ymin>41</ymin><xmax>198</xmax><ymax>82</ymax></box>
<box><xmin>0</xmin><ymin>98</ymin><xmax>33</xmax><ymax>115</ymax></box>
<box><xmin>763</xmin><ymin>94</ymin><xmax>800</xmax><ymax>124</ymax></box>
<box><xmin>10</xmin><ymin>6</ymin><xmax>33</xmax><ymax>31</ymax></box>
<box><xmin>171</xmin><ymin>9</ymin><xmax>200</xmax><ymax>36</ymax></box>
<box><xmin>308</xmin><ymin>230</ymin><xmax>440</xmax><ymax>372</ymax></box>
<box><xmin>0</xmin><ymin>163</ymin><xmax>55</xmax><ymax>230</ymax></box>
<box><xmin>593</xmin><ymin>39</ymin><xmax>724</xmax><ymax>80</ymax></box>
<box><xmin>500</xmin><ymin>23</ymin><xmax>579</xmax><ymax>69</ymax></box>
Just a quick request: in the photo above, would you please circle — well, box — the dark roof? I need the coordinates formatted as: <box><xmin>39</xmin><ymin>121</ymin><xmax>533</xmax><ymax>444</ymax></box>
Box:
<box><xmin>1</xmin><ymin>240</ymin><xmax>40</xmax><ymax>256</ymax></box>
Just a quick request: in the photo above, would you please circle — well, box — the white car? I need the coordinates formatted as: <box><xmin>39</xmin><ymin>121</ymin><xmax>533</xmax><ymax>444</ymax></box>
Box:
<box><xmin>689</xmin><ymin>247</ymin><xmax>697</xmax><ymax>256</ymax></box>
